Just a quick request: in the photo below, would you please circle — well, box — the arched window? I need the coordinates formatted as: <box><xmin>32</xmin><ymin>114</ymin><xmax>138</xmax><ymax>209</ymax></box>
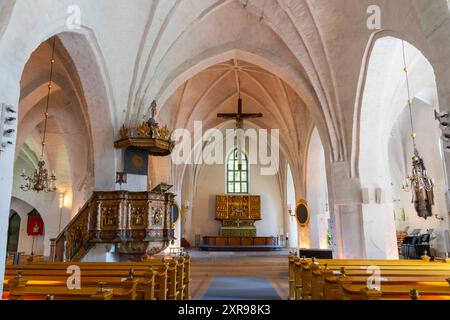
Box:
<box><xmin>227</xmin><ymin>149</ymin><xmax>248</xmax><ymax>194</ymax></box>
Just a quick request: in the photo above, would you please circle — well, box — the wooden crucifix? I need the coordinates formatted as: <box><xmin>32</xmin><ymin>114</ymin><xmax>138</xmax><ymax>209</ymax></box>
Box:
<box><xmin>217</xmin><ymin>73</ymin><xmax>263</xmax><ymax>170</ymax></box>
<box><xmin>217</xmin><ymin>96</ymin><xmax>262</xmax><ymax>170</ymax></box>
<box><xmin>217</xmin><ymin>97</ymin><xmax>263</xmax><ymax>129</ymax></box>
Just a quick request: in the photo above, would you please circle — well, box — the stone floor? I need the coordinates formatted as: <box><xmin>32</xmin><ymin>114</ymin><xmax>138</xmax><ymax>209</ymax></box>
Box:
<box><xmin>188</xmin><ymin>249</ymin><xmax>290</xmax><ymax>300</ymax></box>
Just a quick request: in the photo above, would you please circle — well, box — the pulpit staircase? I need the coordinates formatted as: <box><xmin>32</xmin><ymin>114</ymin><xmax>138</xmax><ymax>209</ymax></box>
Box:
<box><xmin>50</xmin><ymin>187</ymin><xmax>176</xmax><ymax>262</ymax></box>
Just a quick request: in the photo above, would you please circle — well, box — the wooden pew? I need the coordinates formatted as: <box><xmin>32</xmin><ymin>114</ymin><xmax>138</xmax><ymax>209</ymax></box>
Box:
<box><xmin>157</xmin><ymin>255</ymin><xmax>191</xmax><ymax>300</ymax></box>
<box><xmin>288</xmin><ymin>254</ymin><xmax>450</xmax><ymax>300</ymax></box>
<box><xmin>31</xmin><ymin>255</ymin><xmax>191</xmax><ymax>299</ymax></box>
<box><xmin>347</xmin><ymin>285</ymin><xmax>450</xmax><ymax>300</ymax></box>
<box><xmin>288</xmin><ymin>255</ymin><xmax>295</xmax><ymax>300</ymax></box>
<box><xmin>4</xmin><ymin>260</ymin><xmax>179</xmax><ymax>300</ymax></box>
<box><xmin>7</xmin><ymin>274</ymin><xmax>119</xmax><ymax>300</ymax></box>
<box><xmin>297</xmin><ymin>257</ymin><xmax>450</xmax><ymax>300</ymax></box>
<box><xmin>175</xmin><ymin>256</ymin><xmax>186</xmax><ymax>300</ymax></box>
<box><xmin>4</xmin><ymin>268</ymin><xmax>167</xmax><ymax>300</ymax></box>
<box><xmin>322</xmin><ymin>272</ymin><xmax>450</xmax><ymax>300</ymax></box>
<box><xmin>288</xmin><ymin>255</ymin><xmax>310</xmax><ymax>300</ymax></box>
<box><xmin>183</xmin><ymin>255</ymin><xmax>192</xmax><ymax>300</ymax></box>
<box><xmin>314</xmin><ymin>267</ymin><xmax>450</xmax><ymax>300</ymax></box>
<box><xmin>6</xmin><ymin>269</ymin><xmax>140</xmax><ymax>300</ymax></box>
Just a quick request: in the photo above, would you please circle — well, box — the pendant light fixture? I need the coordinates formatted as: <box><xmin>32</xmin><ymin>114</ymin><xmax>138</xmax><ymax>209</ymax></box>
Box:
<box><xmin>20</xmin><ymin>37</ymin><xmax>58</xmax><ymax>193</ymax></box>
<box><xmin>400</xmin><ymin>40</ymin><xmax>434</xmax><ymax>219</ymax></box>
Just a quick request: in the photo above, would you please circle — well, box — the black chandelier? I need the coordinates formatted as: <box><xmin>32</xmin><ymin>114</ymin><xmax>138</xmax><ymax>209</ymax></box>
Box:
<box><xmin>20</xmin><ymin>38</ymin><xmax>57</xmax><ymax>193</ymax></box>
<box><xmin>400</xmin><ymin>41</ymin><xmax>434</xmax><ymax>219</ymax></box>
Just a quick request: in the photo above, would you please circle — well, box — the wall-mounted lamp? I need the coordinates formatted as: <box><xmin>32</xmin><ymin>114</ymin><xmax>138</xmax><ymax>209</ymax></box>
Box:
<box><xmin>435</xmin><ymin>214</ymin><xmax>445</xmax><ymax>222</ymax></box>
<box><xmin>59</xmin><ymin>193</ymin><xmax>64</xmax><ymax>208</ymax></box>
<box><xmin>288</xmin><ymin>204</ymin><xmax>295</xmax><ymax>217</ymax></box>
<box><xmin>58</xmin><ymin>193</ymin><xmax>65</xmax><ymax>232</ymax></box>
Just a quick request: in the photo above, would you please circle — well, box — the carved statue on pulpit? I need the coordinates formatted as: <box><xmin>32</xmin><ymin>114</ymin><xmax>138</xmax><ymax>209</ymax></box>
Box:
<box><xmin>152</xmin><ymin>207</ymin><xmax>162</xmax><ymax>226</ymax></box>
<box><xmin>103</xmin><ymin>208</ymin><xmax>117</xmax><ymax>227</ymax></box>
<box><xmin>131</xmin><ymin>208</ymin><xmax>145</xmax><ymax>226</ymax></box>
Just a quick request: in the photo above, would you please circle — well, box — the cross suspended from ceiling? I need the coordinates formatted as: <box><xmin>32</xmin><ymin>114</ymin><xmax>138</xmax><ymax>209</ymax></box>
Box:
<box><xmin>217</xmin><ymin>64</ymin><xmax>263</xmax><ymax>169</ymax></box>
<box><xmin>217</xmin><ymin>66</ymin><xmax>263</xmax><ymax>128</ymax></box>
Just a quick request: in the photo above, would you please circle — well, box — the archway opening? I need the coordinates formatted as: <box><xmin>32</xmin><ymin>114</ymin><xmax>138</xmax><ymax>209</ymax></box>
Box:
<box><xmin>159</xmin><ymin>58</ymin><xmax>322</xmax><ymax>250</ymax></box>
<box><xmin>359</xmin><ymin>36</ymin><xmax>449</xmax><ymax>259</ymax></box>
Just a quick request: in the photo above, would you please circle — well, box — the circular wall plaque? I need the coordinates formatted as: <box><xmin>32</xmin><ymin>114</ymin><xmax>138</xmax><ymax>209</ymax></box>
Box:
<box><xmin>295</xmin><ymin>200</ymin><xmax>310</xmax><ymax>227</ymax></box>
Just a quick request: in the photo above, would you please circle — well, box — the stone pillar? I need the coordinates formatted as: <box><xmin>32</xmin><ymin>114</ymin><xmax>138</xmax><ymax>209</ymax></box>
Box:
<box><xmin>329</xmin><ymin>162</ymin><xmax>398</xmax><ymax>259</ymax></box>
<box><xmin>361</xmin><ymin>188</ymin><xmax>399</xmax><ymax>259</ymax></box>
<box><xmin>328</xmin><ymin>162</ymin><xmax>366</xmax><ymax>259</ymax></box>
<box><xmin>0</xmin><ymin>137</ymin><xmax>16</xmax><ymax>293</ymax></box>
<box><xmin>0</xmin><ymin>65</ymin><xmax>21</xmax><ymax>293</ymax></box>
<box><xmin>283</xmin><ymin>203</ymin><xmax>297</xmax><ymax>248</ymax></box>
<box><xmin>148</xmin><ymin>156</ymin><xmax>171</xmax><ymax>190</ymax></box>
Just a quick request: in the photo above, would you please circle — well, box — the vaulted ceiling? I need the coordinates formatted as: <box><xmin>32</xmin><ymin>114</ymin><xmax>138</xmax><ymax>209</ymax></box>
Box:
<box><xmin>159</xmin><ymin>59</ymin><xmax>314</xmax><ymax>162</ymax></box>
<box><xmin>2</xmin><ymin>0</ymin><xmax>449</xmax><ymax>193</ymax></box>
<box><xmin>16</xmin><ymin>38</ymin><xmax>93</xmax><ymax>194</ymax></box>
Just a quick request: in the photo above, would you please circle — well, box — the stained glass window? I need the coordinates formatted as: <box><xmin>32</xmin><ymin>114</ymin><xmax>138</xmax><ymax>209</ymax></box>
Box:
<box><xmin>227</xmin><ymin>149</ymin><xmax>249</xmax><ymax>194</ymax></box>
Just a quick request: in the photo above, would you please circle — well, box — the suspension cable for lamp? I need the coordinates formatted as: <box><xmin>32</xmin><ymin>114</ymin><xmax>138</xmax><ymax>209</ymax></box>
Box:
<box><xmin>401</xmin><ymin>40</ymin><xmax>417</xmax><ymax>150</ymax></box>
<box><xmin>40</xmin><ymin>37</ymin><xmax>57</xmax><ymax>158</ymax></box>
<box><xmin>238</xmin><ymin>74</ymin><xmax>241</xmax><ymax>99</ymax></box>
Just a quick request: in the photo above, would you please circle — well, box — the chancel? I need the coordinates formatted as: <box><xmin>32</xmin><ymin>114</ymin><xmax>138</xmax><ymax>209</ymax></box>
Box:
<box><xmin>1</xmin><ymin>0</ymin><xmax>450</xmax><ymax>303</ymax></box>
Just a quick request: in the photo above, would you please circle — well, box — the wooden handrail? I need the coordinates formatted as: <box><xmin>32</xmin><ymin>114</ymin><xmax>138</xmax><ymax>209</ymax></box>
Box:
<box><xmin>50</xmin><ymin>194</ymin><xmax>94</xmax><ymax>262</ymax></box>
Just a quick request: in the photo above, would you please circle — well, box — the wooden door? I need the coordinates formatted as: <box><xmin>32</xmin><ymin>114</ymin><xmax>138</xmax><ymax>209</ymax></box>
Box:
<box><xmin>7</xmin><ymin>212</ymin><xmax>21</xmax><ymax>253</ymax></box>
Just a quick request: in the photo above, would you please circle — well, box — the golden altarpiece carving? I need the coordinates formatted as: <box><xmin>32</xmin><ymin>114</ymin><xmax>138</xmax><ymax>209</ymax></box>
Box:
<box><xmin>215</xmin><ymin>195</ymin><xmax>261</xmax><ymax>237</ymax></box>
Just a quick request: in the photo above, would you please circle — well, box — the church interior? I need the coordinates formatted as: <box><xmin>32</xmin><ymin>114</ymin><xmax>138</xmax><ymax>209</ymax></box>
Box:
<box><xmin>1</xmin><ymin>0</ymin><xmax>450</xmax><ymax>302</ymax></box>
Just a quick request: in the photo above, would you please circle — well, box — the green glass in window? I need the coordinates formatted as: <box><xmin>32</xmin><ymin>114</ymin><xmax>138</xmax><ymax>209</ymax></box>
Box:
<box><xmin>226</xmin><ymin>148</ymin><xmax>249</xmax><ymax>193</ymax></box>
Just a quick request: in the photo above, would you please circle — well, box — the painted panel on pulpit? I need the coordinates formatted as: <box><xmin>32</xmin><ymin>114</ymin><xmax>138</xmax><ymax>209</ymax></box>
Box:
<box><xmin>151</xmin><ymin>207</ymin><xmax>163</xmax><ymax>226</ymax></box>
<box><xmin>102</xmin><ymin>207</ymin><xmax>119</xmax><ymax>228</ymax></box>
<box><xmin>131</xmin><ymin>207</ymin><xmax>146</xmax><ymax>227</ymax></box>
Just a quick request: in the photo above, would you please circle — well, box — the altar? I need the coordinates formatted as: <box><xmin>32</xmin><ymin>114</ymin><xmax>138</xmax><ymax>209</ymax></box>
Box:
<box><xmin>198</xmin><ymin>195</ymin><xmax>284</xmax><ymax>251</ymax></box>
<box><xmin>199</xmin><ymin>236</ymin><xmax>281</xmax><ymax>251</ymax></box>
<box><xmin>220</xmin><ymin>220</ymin><xmax>256</xmax><ymax>237</ymax></box>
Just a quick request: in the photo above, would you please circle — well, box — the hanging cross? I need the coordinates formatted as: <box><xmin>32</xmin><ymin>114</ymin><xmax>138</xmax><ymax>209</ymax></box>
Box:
<box><xmin>217</xmin><ymin>96</ymin><xmax>262</xmax><ymax>171</ymax></box>
<box><xmin>217</xmin><ymin>97</ymin><xmax>263</xmax><ymax>129</ymax></box>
